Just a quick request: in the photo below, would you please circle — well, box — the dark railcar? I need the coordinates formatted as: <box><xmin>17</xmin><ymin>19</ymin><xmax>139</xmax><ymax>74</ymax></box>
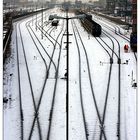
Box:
<box><xmin>75</xmin><ymin>10</ymin><xmax>102</xmax><ymax>37</ymax></box>
<box><xmin>51</xmin><ymin>20</ymin><xmax>59</xmax><ymax>26</ymax></box>
<box><xmin>130</xmin><ymin>32</ymin><xmax>137</xmax><ymax>52</ymax></box>
<box><xmin>49</xmin><ymin>14</ymin><xmax>57</xmax><ymax>20</ymax></box>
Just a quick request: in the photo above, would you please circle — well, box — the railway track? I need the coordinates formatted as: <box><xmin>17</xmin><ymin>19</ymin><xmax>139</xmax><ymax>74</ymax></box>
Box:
<box><xmin>71</xmin><ymin>19</ymin><xmax>109</xmax><ymax>140</ymax></box>
<box><xmin>26</xmin><ymin>21</ymin><xmax>57</xmax><ymax>71</ymax></box>
<box><xmin>37</xmin><ymin>19</ymin><xmax>54</xmax><ymax>35</ymax></box>
<box><xmin>101</xmin><ymin>21</ymin><xmax>136</xmax><ymax>139</ymax></box>
<box><xmin>36</xmin><ymin>20</ymin><xmax>64</xmax><ymax>77</ymax></box>
<box><xmin>71</xmin><ymin>20</ymin><xmax>88</xmax><ymax>140</ymax></box>
<box><xmin>46</xmin><ymin>28</ymin><xmax>66</xmax><ymax>140</ymax></box>
<box><xmin>4</xmin><ymin>9</ymin><xmax>136</xmax><ymax>140</ymax></box>
<box><xmin>26</xmin><ymin>20</ymin><xmax>58</xmax><ymax>140</ymax></box>
<box><xmin>18</xmin><ymin>19</ymin><xmax>48</xmax><ymax>139</ymax></box>
<box><xmin>93</xmin><ymin>15</ymin><xmax>130</xmax><ymax>40</ymax></box>
<box><xmin>93</xmin><ymin>16</ymin><xmax>137</xmax><ymax>62</ymax></box>
<box><xmin>95</xmin><ymin>35</ymin><xmax>120</xmax><ymax>140</ymax></box>
<box><xmin>106</xmin><ymin>23</ymin><xmax>137</xmax><ymax>62</ymax></box>
<box><xmin>26</xmin><ymin>13</ymin><xmax>66</xmax><ymax>139</ymax></box>
<box><xmin>12</xmin><ymin>9</ymin><xmax>66</xmax><ymax>140</ymax></box>
<box><xmin>4</xmin><ymin>11</ymin><xmax>46</xmax><ymax>140</ymax></box>
<box><xmin>15</xmin><ymin>22</ymin><xmax>24</xmax><ymax>140</ymax></box>
<box><xmin>15</xmin><ymin>18</ymin><xmax>47</xmax><ymax>139</ymax></box>
<box><xmin>73</xmin><ymin>16</ymin><xmax>122</xmax><ymax>139</ymax></box>
<box><xmin>37</xmin><ymin>17</ymin><xmax>63</xmax><ymax>47</ymax></box>
<box><xmin>97</xmin><ymin>29</ymin><xmax>122</xmax><ymax>139</ymax></box>
<box><xmin>96</xmin><ymin>19</ymin><xmax>130</xmax><ymax>43</ymax></box>
<box><xmin>88</xmin><ymin>21</ymin><xmax>121</xmax><ymax>140</ymax></box>
<box><xmin>102</xmin><ymin>28</ymin><xmax>121</xmax><ymax>140</ymax></box>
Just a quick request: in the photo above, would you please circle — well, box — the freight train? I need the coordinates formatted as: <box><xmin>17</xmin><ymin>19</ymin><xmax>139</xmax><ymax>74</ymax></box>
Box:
<box><xmin>75</xmin><ymin>10</ymin><xmax>102</xmax><ymax>37</ymax></box>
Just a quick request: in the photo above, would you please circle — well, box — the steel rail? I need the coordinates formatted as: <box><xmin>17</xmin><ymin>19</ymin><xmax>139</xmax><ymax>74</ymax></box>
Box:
<box><xmin>18</xmin><ymin>21</ymin><xmax>44</xmax><ymax>140</ymax></box>
<box><xmin>103</xmin><ymin>29</ymin><xmax>121</xmax><ymax>140</ymax></box>
<box><xmin>15</xmin><ymin>23</ymin><xmax>24</xmax><ymax>140</ymax></box>
<box><xmin>72</xmin><ymin>19</ymin><xmax>107</xmax><ymax>140</ymax></box>
<box><xmin>28</xmin><ymin>19</ymin><xmax>65</xmax><ymax>140</ymax></box>
<box><xmin>71</xmin><ymin>20</ymin><xmax>89</xmax><ymax>140</ymax></box>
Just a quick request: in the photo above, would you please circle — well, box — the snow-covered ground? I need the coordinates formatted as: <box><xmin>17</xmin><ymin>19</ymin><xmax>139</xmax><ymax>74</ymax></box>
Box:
<box><xmin>3</xmin><ymin>8</ymin><xmax>136</xmax><ymax>140</ymax></box>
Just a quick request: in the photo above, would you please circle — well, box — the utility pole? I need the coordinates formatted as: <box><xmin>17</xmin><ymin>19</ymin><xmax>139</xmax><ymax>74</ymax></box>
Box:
<box><xmin>36</xmin><ymin>5</ymin><xmax>37</xmax><ymax>31</ymax></box>
<box><xmin>32</xmin><ymin>5</ymin><xmax>33</xmax><ymax>26</ymax></box>
<box><xmin>41</xmin><ymin>5</ymin><xmax>43</xmax><ymax>39</ymax></box>
<box><xmin>66</xmin><ymin>7</ymin><xmax>69</xmax><ymax>140</ymax></box>
<box><xmin>45</xmin><ymin>5</ymin><xmax>47</xmax><ymax>20</ymax></box>
<box><xmin>125</xmin><ymin>0</ymin><xmax>127</xmax><ymax>22</ymax></box>
<box><xmin>49</xmin><ymin>12</ymin><xmax>85</xmax><ymax>140</ymax></box>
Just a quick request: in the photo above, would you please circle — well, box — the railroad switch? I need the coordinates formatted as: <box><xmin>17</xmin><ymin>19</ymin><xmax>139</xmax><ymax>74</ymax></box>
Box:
<box><xmin>117</xmin><ymin>58</ymin><xmax>121</xmax><ymax>64</ymax></box>
<box><xmin>46</xmin><ymin>72</ymin><xmax>49</xmax><ymax>78</ymax></box>
<box><xmin>99</xmin><ymin>124</ymin><xmax>105</xmax><ymax>131</ymax></box>
<box><xmin>34</xmin><ymin>112</ymin><xmax>39</xmax><ymax>118</ymax></box>
<box><xmin>110</xmin><ymin>58</ymin><xmax>113</xmax><ymax>64</ymax></box>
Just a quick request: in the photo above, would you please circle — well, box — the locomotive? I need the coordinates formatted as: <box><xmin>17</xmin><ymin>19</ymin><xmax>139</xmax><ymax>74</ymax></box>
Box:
<box><xmin>75</xmin><ymin>10</ymin><xmax>102</xmax><ymax>37</ymax></box>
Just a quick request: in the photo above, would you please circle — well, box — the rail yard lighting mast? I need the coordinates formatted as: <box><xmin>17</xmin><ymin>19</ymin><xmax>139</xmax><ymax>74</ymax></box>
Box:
<box><xmin>49</xmin><ymin>9</ymin><xmax>85</xmax><ymax>137</ymax></box>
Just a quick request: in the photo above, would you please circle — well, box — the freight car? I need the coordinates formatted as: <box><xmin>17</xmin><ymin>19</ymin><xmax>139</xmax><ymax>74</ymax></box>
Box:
<box><xmin>130</xmin><ymin>0</ymin><xmax>137</xmax><ymax>52</ymax></box>
<box><xmin>75</xmin><ymin>10</ymin><xmax>102</xmax><ymax>37</ymax></box>
<box><xmin>52</xmin><ymin>20</ymin><xmax>59</xmax><ymax>26</ymax></box>
<box><xmin>130</xmin><ymin>32</ymin><xmax>137</xmax><ymax>52</ymax></box>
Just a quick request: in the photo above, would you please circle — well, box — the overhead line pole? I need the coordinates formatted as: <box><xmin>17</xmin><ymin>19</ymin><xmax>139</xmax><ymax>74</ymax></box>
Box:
<box><xmin>66</xmin><ymin>7</ymin><xmax>69</xmax><ymax>140</ymax></box>
<box><xmin>32</xmin><ymin>4</ymin><xmax>33</xmax><ymax>26</ymax></box>
<box><xmin>36</xmin><ymin>4</ymin><xmax>37</xmax><ymax>31</ymax></box>
<box><xmin>49</xmin><ymin>11</ymin><xmax>85</xmax><ymax>140</ymax></box>
<box><xmin>41</xmin><ymin>5</ymin><xmax>43</xmax><ymax>39</ymax></box>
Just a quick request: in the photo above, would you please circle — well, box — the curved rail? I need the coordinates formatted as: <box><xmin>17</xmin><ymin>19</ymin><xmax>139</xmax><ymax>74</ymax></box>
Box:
<box><xmin>72</xmin><ymin>19</ymin><xmax>108</xmax><ymax>140</ymax></box>
<box><xmin>18</xmin><ymin>21</ymin><xmax>45</xmax><ymax>140</ymax></box>
<box><xmin>103</xmin><ymin>29</ymin><xmax>121</xmax><ymax>140</ymax></box>
<box><xmin>93</xmin><ymin>17</ymin><xmax>137</xmax><ymax>61</ymax></box>
<box><xmin>15</xmin><ymin>23</ymin><xmax>24</xmax><ymax>140</ymax></box>
<box><xmin>27</xmin><ymin>21</ymin><xmax>57</xmax><ymax>71</ymax></box>
<box><xmin>27</xmin><ymin>18</ymin><xmax>65</xmax><ymax>140</ymax></box>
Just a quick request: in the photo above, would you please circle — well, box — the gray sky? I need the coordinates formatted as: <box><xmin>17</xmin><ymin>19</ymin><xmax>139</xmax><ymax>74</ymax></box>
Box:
<box><xmin>65</xmin><ymin>0</ymin><xmax>98</xmax><ymax>1</ymax></box>
<box><xmin>47</xmin><ymin>0</ymin><xmax>99</xmax><ymax>2</ymax></box>
<box><xmin>31</xmin><ymin>0</ymin><xmax>99</xmax><ymax>3</ymax></box>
